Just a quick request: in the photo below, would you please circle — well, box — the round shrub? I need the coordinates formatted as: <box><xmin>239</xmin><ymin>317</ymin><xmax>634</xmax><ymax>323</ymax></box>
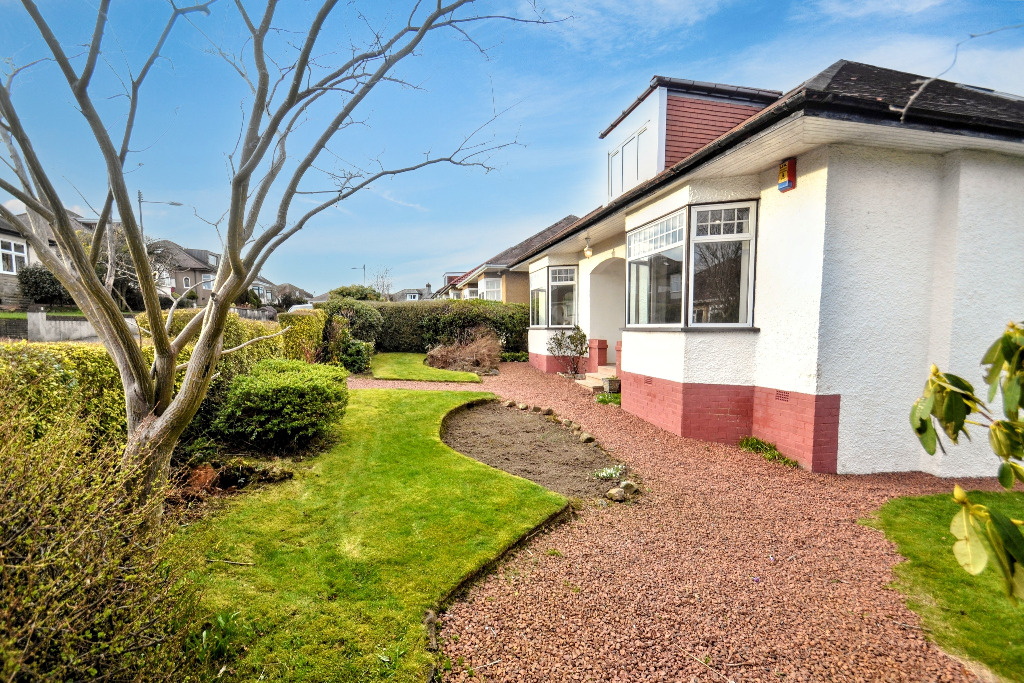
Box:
<box><xmin>212</xmin><ymin>359</ymin><xmax>348</xmax><ymax>452</ymax></box>
<box><xmin>322</xmin><ymin>297</ymin><xmax>383</xmax><ymax>344</ymax></box>
<box><xmin>17</xmin><ymin>264</ymin><xmax>74</xmax><ymax>306</ymax></box>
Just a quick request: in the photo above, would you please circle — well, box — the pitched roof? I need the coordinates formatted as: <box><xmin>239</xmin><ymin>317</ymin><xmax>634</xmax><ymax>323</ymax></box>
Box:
<box><xmin>510</xmin><ymin>60</ymin><xmax>1024</xmax><ymax>268</ymax></box>
<box><xmin>149</xmin><ymin>239</ymin><xmax>211</xmax><ymax>271</ymax></box>
<box><xmin>452</xmin><ymin>214</ymin><xmax>580</xmax><ymax>287</ymax></box>
<box><xmin>278</xmin><ymin>283</ymin><xmax>313</xmax><ymax>299</ymax></box>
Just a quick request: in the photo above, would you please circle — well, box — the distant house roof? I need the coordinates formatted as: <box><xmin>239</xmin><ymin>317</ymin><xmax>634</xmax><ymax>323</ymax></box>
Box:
<box><xmin>511</xmin><ymin>60</ymin><xmax>1024</xmax><ymax>268</ymax></box>
<box><xmin>0</xmin><ymin>209</ymin><xmax>101</xmax><ymax>243</ymax></box>
<box><xmin>452</xmin><ymin>214</ymin><xmax>580</xmax><ymax>288</ymax></box>
<box><xmin>278</xmin><ymin>283</ymin><xmax>313</xmax><ymax>299</ymax></box>
<box><xmin>149</xmin><ymin>239</ymin><xmax>211</xmax><ymax>272</ymax></box>
<box><xmin>391</xmin><ymin>284</ymin><xmax>432</xmax><ymax>301</ymax></box>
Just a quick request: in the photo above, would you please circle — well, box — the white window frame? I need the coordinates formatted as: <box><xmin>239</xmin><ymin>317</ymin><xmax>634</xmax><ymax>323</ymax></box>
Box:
<box><xmin>464</xmin><ymin>287</ymin><xmax>478</xmax><ymax>299</ymax></box>
<box><xmin>202</xmin><ymin>273</ymin><xmax>214</xmax><ymax>290</ymax></box>
<box><xmin>529</xmin><ymin>269</ymin><xmax>547</xmax><ymax>327</ymax></box>
<box><xmin>482</xmin><ymin>278</ymin><xmax>501</xmax><ymax>301</ymax></box>
<box><xmin>687</xmin><ymin>200</ymin><xmax>757</xmax><ymax>328</ymax></box>
<box><xmin>406</xmin><ymin>293</ymin><xmax>419</xmax><ymax>300</ymax></box>
<box><xmin>183</xmin><ymin>276</ymin><xmax>191</xmax><ymax>289</ymax></box>
<box><xmin>625</xmin><ymin>208</ymin><xmax>687</xmax><ymax>328</ymax></box>
<box><xmin>0</xmin><ymin>238</ymin><xmax>28</xmax><ymax>275</ymax></box>
<box><xmin>548</xmin><ymin>266</ymin><xmax>577</xmax><ymax>328</ymax></box>
<box><xmin>608</xmin><ymin>125</ymin><xmax>648</xmax><ymax>200</ymax></box>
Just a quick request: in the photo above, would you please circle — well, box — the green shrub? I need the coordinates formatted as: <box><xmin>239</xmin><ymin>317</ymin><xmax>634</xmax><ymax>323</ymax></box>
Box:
<box><xmin>212</xmin><ymin>359</ymin><xmax>349</xmax><ymax>452</ymax></box>
<box><xmin>0</xmin><ymin>377</ymin><xmax>198</xmax><ymax>681</ymax></box>
<box><xmin>369</xmin><ymin>300</ymin><xmax>528</xmax><ymax>353</ymax></box>
<box><xmin>17</xmin><ymin>263</ymin><xmax>74</xmax><ymax>306</ymax></box>
<box><xmin>501</xmin><ymin>351</ymin><xmax>529</xmax><ymax>362</ymax></box>
<box><xmin>322</xmin><ymin>317</ymin><xmax>374</xmax><ymax>374</ymax></box>
<box><xmin>278</xmin><ymin>309</ymin><xmax>328</xmax><ymax>361</ymax></box>
<box><xmin>328</xmin><ymin>283</ymin><xmax>384</xmax><ymax>301</ymax></box>
<box><xmin>595</xmin><ymin>392</ymin><xmax>621</xmax><ymax>406</ymax></box>
<box><xmin>319</xmin><ymin>297</ymin><xmax>384</xmax><ymax>344</ymax></box>
<box><xmin>0</xmin><ymin>341</ymin><xmax>132</xmax><ymax>444</ymax></box>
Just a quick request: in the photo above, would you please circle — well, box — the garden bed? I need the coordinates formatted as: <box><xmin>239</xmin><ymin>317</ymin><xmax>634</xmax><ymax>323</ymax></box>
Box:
<box><xmin>441</xmin><ymin>400</ymin><xmax>626</xmax><ymax>500</ymax></box>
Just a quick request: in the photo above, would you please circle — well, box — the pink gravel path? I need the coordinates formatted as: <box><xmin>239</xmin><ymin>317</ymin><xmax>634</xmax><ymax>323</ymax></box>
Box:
<box><xmin>432</xmin><ymin>363</ymin><xmax>997</xmax><ymax>682</ymax></box>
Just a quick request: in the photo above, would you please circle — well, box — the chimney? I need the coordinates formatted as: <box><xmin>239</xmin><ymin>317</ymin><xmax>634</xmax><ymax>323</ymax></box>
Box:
<box><xmin>425</xmin><ymin>282</ymin><xmax>432</xmax><ymax>295</ymax></box>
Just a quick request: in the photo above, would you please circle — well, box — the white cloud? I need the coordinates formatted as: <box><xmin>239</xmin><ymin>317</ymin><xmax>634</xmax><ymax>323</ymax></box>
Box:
<box><xmin>808</xmin><ymin>0</ymin><xmax>947</xmax><ymax>19</ymax></box>
<box><xmin>534</xmin><ymin>0</ymin><xmax>732</xmax><ymax>49</ymax></box>
<box><xmin>2</xmin><ymin>199</ymin><xmax>25</xmax><ymax>214</ymax></box>
<box><xmin>367</xmin><ymin>186</ymin><xmax>428</xmax><ymax>212</ymax></box>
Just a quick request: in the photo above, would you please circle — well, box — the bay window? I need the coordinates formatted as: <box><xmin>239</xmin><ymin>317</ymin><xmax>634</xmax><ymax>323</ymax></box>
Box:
<box><xmin>482</xmin><ymin>278</ymin><xmax>501</xmax><ymax>301</ymax></box>
<box><xmin>1</xmin><ymin>239</ymin><xmax>27</xmax><ymax>274</ymax></box>
<box><xmin>689</xmin><ymin>202</ymin><xmax>755</xmax><ymax>326</ymax></box>
<box><xmin>529</xmin><ymin>266</ymin><xmax>577</xmax><ymax>327</ymax></box>
<box><xmin>627</xmin><ymin>211</ymin><xmax>685</xmax><ymax>325</ymax></box>
<box><xmin>626</xmin><ymin>200</ymin><xmax>757</xmax><ymax>328</ymax></box>
<box><xmin>530</xmin><ymin>269</ymin><xmax>546</xmax><ymax>326</ymax></box>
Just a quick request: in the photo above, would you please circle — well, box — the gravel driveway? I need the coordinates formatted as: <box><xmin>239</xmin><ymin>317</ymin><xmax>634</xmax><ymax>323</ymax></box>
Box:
<box><xmin>431</xmin><ymin>363</ymin><xmax>996</xmax><ymax>682</ymax></box>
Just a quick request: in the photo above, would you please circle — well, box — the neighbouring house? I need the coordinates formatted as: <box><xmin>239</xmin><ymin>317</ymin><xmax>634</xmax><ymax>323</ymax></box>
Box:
<box><xmin>151</xmin><ymin>239</ymin><xmax>278</xmax><ymax>306</ymax></box>
<box><xmin>0</xmin><ymin>209</ymin><xmax>102</xmax><ymax>307</ymax></box>
<box><xmin>390</xmin><ymin>283</ymin><xmax>433</xmax><ymax>301</ymax></box>
<box><xmin>431</xmin><ymin>271</ymin><xmax>468</xmax><ymax>299</ymax></box>
<box><xmin>277</xmin><ymin>283</ymin><xmax>313</xmax><ymax>301</ymax></box>
<box><xmin>443</xmin><ymin>214</ymin><xmax>580</xmax><ymax>302</ymax></box>
<box><xmin>514</xmin><ymin>60</ymin><xmax>1024</xmax><ymax>478</ymax></box>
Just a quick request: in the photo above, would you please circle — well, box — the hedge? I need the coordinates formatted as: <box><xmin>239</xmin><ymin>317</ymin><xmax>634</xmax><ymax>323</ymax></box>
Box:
<box><xmin>315</xmin><ymin>297</ymin><xmax>383</xmax><ymax>344</ymax></box>
<box><xmin>278</xmin><ymin>309</ymin><xmax>328</xmax><ymax>361</ymax></box>
<box><xmin>369</xmin><ymin>299</ymin><xmax>528</xmax><ymax>353</ymax></box>
<box><xmin>212</xmin><ymin>359</ymin><xmax>349</xmax><ymax>452</ymax></box>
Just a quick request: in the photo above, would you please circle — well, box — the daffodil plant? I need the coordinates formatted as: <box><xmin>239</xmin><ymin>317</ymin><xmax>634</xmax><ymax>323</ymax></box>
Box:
<box><xmin>911</xmin><ymin>321</ymin><xmax>1024</xmax><ymax>600</ymax></box>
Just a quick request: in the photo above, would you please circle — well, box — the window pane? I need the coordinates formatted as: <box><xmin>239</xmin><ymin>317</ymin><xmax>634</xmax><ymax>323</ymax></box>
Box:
<box><xmin>14</xmin><ymin>256</ymin><xmax>25</xmax><ymax>272</ymax></box>
<box><xmin>13</xmin><ymin>243</ymin><xmax>25</xmax><ymax>254</ymax></box>
<box><xmin>550</xmin><ymin>283</ymin><xmax>575</xmax><ymax>326</ymax></box>
<box><xmin>691</xmin><ymin>241</ymin><xmax>750</xmax><ymax>324</ymax></box>
<box><xmin>628</xmin><ymin>246</ymin><xmax>684</xmax><ymax>325</ymax></box>
<box><xmin>530</xmin><ymin>288</ymin><xmax>547</xmax><ymax>326</ymax></box>
<box><xmin>0</xmin><ymin>240</ymin><xmax>10</xmax><ymax>251</ymax></box>
<box><xmin>622</xmin><ymin>136</ymin><xmax>638</xmax><ymax>188</ymax></box>
<box><xmin>610</xmin><ymin>151</ymin><xmax>622</xmax><ymax>197</ymax></box>
<box><xmin>1</xmin><ymin>253</ymin><xmax>12</xmax><ymax>273</ymax></box>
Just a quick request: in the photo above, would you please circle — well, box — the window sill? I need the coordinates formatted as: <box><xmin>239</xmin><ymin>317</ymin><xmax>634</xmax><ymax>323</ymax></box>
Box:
<box><xmin>530</xmin><ymin>325</ymin><xmax>576</xmax><ymax>330</ymax></box>
<box><xmin>621</xmin><ymin>326</ymin><xmax>760</xmax><ymax>333</ymax></box>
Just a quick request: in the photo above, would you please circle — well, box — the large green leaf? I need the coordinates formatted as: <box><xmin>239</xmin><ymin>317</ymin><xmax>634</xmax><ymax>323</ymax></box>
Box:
<box><xmin>990</xmin><ymin>509</ymin><xmax>1024</xmax><ymax>566</ymax></box>
<box><xmin>999</xmin><ymin>461</ymin><xmax>1016</xmax><ymax>490</ymax></box>
<box><xmin>1004</xmin><ymin>374</ymin><xmax>1022</xmax><ymax>421</ymax></box>
<box><xmin>910</xmin><ymin>403</ymin><xmax>937</xmax><ymax>455</ymax></box>
<box><xmin>945</xmin><ymin>373</ymin><xmax>975</xmax><ymax>395</ymax></box>
<box><xmin>942</xmin><ymin>392</ymin><xmax>968</xmax><ymax>441</ymax></box>
<box><xmin>951</xmin><ymin>507</ymin><xmax>988</xmax><ymax>575</ymax></box>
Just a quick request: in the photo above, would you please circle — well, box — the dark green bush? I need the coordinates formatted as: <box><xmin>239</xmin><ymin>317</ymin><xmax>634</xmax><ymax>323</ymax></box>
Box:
<box><xmin>212</xmin><ymin>359</ymin><xmax>349</xmax><ymax>452</ymax></box>
<box><xmin>0</xmin><ymin>377</ymin><xmax>199</xmax><ymax>681</ymax></box>
<box><xmin>17</xmin><ymin>263</ymin><xmax>74</xmax><ymax>306</ymax></box>
<box><xmin>370</xmin><ymin>299</ymin><xmax>528</xmax><ymax>353</ymax></box>
<box><xmin>501</xmin><ymin>351</ymin><xmax>530</xmax><ymax>362</ymax></box>
<box><xmin>319</xmin><ymin>297</ymin><xmax>384</xmax><ymax>344</ymax></box>
<box><xmin>322</xmin><ymin>317</ymin><xmax>373</xmax><ymax>374</ymax></box>
<box><xmin>328</xmin><ymin>283</ymin><xmax>383</xmax><ymax>301</ymax></box>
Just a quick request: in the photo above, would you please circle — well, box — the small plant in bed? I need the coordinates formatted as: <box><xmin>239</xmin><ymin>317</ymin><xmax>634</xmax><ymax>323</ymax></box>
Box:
<box><xmin>595</xmin><ymin>463</ymin><xmax>627</xmax><ymax>480</ymax></box>
<box><xmin>595</xmin><ymin>392</ymin><xmax>621</xmax><ymax>406</ymax></box>
<box><xmin>739</xmin><ymin>436</ymin><xmax>799</xmax><ymax>467</ymax></box>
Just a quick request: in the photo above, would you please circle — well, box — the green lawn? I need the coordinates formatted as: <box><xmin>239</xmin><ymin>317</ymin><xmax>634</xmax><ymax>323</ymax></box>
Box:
<box><xmin>370</xmin><ymin>352</ymin><xmax>481</xmax><ymax>383</ymax></box>
<box><xmin>0</xmin><ymin>309</ymin><xmax>90</xmax><ymax>319</ymax></box>
<box><xmin>175</xmin><ymin>389</ymin><xmax>565</xmax><ymax>681</ymax></box>
<box><xmin>874</xmin><ymin>490</ymin><xmax>1024</xmax><ymax>681</ymax></box>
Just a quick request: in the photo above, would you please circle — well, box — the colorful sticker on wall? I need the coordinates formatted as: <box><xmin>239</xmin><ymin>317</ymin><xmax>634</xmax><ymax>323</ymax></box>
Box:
<box><xmin>778</xmin><ymin>158</ymin><xmax>796</xmax><ymax>192</ymax></box>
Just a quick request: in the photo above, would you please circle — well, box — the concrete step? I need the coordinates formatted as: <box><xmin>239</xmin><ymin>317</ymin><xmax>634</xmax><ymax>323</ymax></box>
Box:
<box><xmin>575</xmin><ymin>376</ymin><xmax>604</xmax><ymax>394</ymax></box>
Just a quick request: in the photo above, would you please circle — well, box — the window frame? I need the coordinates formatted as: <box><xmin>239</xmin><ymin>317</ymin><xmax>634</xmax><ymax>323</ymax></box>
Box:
<box><xmin>406</xmin><ymin>292</ymin><xmax>419</xmax><ymax>300</ymax></box>
<box><xmin>625</xmin><ymin>207</ymin><xmax>687</xmax><ymax>328</ymax></box>
<box><xmin>607</xmin><ymin>124</ymin><xmax>648</xmax><ymax>200</ymax></box>
<box><xmin>529</xmin><ymin>269</ymin><xmax>547</xmax><ymax>327</ymax></box>
<box><xmin>202</xmin><ymin>273</ymin><xmax>214</xmax><ymax>290</ymax></box>
<box><xmin>687</xmin><ymin>200</ymin><xmax>758</xmax><ymax>329</ymax></box>
<box><xmin>548</xmin><ymin>266</ymin><xmax>578</xmax><ymax>328</ymax></box>
<box><xmin>481</xmin><ymin>277</ymin><xmax>502</xmax><ymax>301</ymax></box>
<box><xmin>0</xmin><ymin>238</ymin><xmax>28</xmax><ymax>275</ymax></box>
<box><xmin>183</xmin><ymin>275</ymin><xmax>191</xmax><ymax>289</ymax></box>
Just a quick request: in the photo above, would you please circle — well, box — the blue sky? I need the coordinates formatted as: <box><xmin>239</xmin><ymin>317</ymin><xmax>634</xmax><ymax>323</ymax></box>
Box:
<box><xmin>1</xmin><ymin>0</ymin><xmax>1022</xmax><ymax>295</ymax></box>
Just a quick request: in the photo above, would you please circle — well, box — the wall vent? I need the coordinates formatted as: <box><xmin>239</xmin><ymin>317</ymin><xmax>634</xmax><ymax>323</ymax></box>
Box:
<box><xmin>644</xmin><ymin>376</ymin><xmax>653</xmax><ymax>385</ymax></box>
<box><xmin>775</xmin><ymin>390</ymin><xmax>790</xmax><ymax>402</ymax></box>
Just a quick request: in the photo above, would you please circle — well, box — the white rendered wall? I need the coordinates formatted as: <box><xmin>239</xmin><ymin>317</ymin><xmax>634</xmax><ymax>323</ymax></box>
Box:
<box><xmin>578</xmin><ymin>235</ymin><xmax>627</xmax><ymax>362</ymax></box>
<box><xmin>527</xmin><ymin>254</ymin><xmax>584</xmax><ymax>357</ymax></box>
<box><xmin>817</xmin><ymin>146</ymin><xmax>1024</xmax><ymax>476</ymax></box>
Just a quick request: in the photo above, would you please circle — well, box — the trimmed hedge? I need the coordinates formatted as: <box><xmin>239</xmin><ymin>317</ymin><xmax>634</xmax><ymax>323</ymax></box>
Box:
<box><xmin>322</xmin><ymin>318</ymin><xmax>373</xmax><ymax>374</ymax></box>
<box><xmin>212</xmin><ymin>359</ymin><xmax>349</xmax><ymax>452</ymax></box>
<box><xmin>0</xmin><ymin>341</ymin><xmax>132</xmax><ymax>443</ymax></box>
<box><xmin>369</xmin><ymin>299</ymin><xmax>528</xmax><ymax>353</ymax></box>
<box><xmin>278</xmin><ymin>309</ymin><xmax>328</xmax><ymax>361</ymax></box>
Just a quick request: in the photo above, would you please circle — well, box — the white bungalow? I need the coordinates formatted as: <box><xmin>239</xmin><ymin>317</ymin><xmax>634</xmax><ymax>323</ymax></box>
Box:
<box><xmin>511</xmin><ymin>61</ymin><xmax>1024</xmax><ymax>477</ymax></box>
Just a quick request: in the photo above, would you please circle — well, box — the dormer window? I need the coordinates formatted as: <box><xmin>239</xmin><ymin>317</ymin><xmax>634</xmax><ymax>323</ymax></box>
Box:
<box><xmin>406</xmin><ymin>293</ymin><xmax>419</xmax><ymax>300</ymax></box>
<box><xmin>208</xmin><ymin>253</ymin><xmax>218</xmax><ymax>267</ymax></box>
<box><xmin>608</xmin><ymin>126</ymin><xmax>650</xmax><ymax>199</ymax></box>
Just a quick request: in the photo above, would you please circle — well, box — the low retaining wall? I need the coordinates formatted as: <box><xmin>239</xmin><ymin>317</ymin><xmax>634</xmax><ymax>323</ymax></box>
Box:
<box><xmin>26</xmin><ymin>309</ymin><xmax>138</xmax><ymax>343</ymax></box>
<box><xmin>0</xmin><ymin>317</ymin><xmax>28</xmax><ymax>339</ymax></box>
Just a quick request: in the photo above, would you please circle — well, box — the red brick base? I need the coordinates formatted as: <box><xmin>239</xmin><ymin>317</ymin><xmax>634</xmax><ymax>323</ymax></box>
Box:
<box><xmin>619</xmin><ymin>370</ymin><xmax>839</xmax><ymax>472</ymax></box>
<box><xmin>529</xmin><ymin>352</ymin><xmax>564</xmax><ymax>374</ymax></box>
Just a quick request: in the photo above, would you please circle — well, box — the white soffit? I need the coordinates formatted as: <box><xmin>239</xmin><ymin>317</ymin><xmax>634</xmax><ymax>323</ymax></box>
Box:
<box><xmin>689</xmin><ymin>112</ymin><xmax>1024</xmax><ymax>180</ymax></box>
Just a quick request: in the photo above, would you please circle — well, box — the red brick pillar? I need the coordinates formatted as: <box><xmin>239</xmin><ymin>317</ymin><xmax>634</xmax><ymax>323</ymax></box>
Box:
<box><xmin>615</xmin><ymin>341</ymin><xmax>622</xmax><ymax>375</ymax></box>
<box><xmin>587</xmin><ymin>339</ymin><xmax>608</xmax><ymax>373</ymax></box>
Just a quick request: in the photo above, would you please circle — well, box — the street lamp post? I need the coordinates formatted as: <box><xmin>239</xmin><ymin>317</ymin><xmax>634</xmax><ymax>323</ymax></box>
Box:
<box><xmin>137</xmin><ymin>190</ymin><xmax>184</xmax><ymax>236</ymax></box>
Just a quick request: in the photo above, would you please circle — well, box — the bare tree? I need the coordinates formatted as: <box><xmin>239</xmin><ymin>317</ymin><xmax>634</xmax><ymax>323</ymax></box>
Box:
<box><xmin>0</xmin><ymin>0</ymin><xmax>545</xmax><ymax>516</ymax></box>
<box><xmin>369</xmin><ymin>266</ymin><xmax>394</xmax><ymax>300</ymax></box>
